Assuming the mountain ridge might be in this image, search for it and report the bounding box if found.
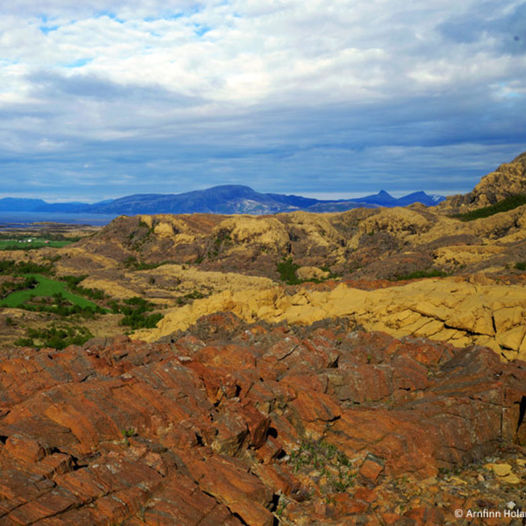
[0,185,445,216]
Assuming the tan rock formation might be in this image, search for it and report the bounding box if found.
[296,266,330,281]
[441,151,526,212]
[136,278,526,360]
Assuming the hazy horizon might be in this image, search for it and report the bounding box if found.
[0,185,464,205]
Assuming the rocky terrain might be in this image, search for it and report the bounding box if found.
[0,153,525,524]
[0,316,524,525]
[441,152,526,212]
[135,276,526,362]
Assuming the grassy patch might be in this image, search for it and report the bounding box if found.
[0,239,73,251]
[0,275,98,309]
[392,269,448,281]
[277,257,301,285]
[0,260,52,275]
[110,297,163,330]
[452,194,526,222]
[515,261,526,271]
[14,323,93,350]
[1,276,38,297]
[289,438,356,494]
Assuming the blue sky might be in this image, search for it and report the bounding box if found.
[0,0,525,202]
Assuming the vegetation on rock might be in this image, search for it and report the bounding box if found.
[392,268,448,281]
[110,296,163,329]
[14,323,92,349]
[277,257,301,284]
[451,193,526,221]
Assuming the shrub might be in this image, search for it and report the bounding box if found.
[176,290,206,305]
[15,324,93,350]
[0,260,52,275]
[111,297,163,329]
[393,269,447,281]
[61,275,106,300]
[277,257,301,285]
[452,194,526,222]
[289,438,356,494]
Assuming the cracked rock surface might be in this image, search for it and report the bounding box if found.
[0,314,524,525]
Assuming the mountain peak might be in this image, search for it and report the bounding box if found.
[0,186,447,216]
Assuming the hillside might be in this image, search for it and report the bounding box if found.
[441,151,526,212]
[70,194,526,282]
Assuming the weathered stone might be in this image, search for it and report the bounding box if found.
[0,320,524,525]
[2,434,46,464]
[359,457,385,484]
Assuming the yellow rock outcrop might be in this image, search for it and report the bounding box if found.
[135,278,526,361]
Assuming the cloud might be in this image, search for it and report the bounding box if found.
[0,0,524,201]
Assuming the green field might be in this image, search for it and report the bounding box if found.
[0,274,98,309]
[0,238,72,250]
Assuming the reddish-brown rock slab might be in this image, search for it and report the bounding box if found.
[126,473,244,526]
[185,453,274,526]
[5,487,79,525]
[359,457,385,484]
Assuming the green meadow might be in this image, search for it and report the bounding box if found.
[0,238,73,250]
[0,274,98,309]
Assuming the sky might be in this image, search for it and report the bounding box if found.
[0,0,525,202]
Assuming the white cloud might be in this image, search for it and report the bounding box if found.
[0,0,524,199]
[2,0,523,106]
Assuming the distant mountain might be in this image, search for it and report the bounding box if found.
[0,198,93,213]
[87,185,295,215]
[395,191,445,207]
[0,186,445,216]
[352,190,400,206]
[0,198,48,211]
[36,202,93,213]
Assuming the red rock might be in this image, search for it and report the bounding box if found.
[211,411,248,455]
[6,487,79,524]
[56,467,113,501]
[138,473,243,526]
[185,453,274,526]
[290,390,341,424]
[354,486,377,503]
[332,493,369,514]
[391,354,431,391]
[32,453,73,478]
[381,512,402,525]
[3,434,46,464]
[237,403,270,448]
[254,435,283,463]
[404,506,446,525]
[0,324,523,525]
[359,457,385,484]
[334,364,392,403]
[251,463,300,496]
